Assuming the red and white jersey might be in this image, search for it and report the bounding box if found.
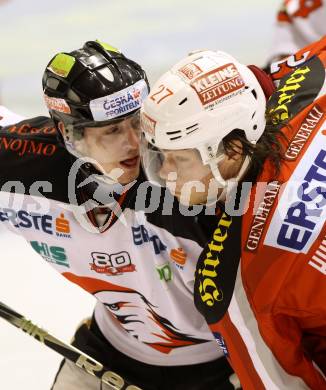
[268,0,326,63]
[195,37,326,389]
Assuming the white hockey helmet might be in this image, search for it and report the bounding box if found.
[141,50,267,198]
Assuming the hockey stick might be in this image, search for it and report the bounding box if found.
[0,301,142,390]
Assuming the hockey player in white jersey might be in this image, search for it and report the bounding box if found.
[0,41,237,389]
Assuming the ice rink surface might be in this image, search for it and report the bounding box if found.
[0,0,277,117]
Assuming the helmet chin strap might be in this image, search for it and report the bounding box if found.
[206,154,251,205]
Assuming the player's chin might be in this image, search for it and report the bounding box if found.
[177,189,208,207]
[168,188,186,204]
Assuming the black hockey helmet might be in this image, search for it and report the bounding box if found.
[43,40,149,125]
[42,40,149,184]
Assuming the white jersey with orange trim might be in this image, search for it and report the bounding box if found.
[268,0,326,63]
[194,37,326,389]
[0,116,224,367]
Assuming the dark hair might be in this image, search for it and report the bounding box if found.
[222,121,289,179]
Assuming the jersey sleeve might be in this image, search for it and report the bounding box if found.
[267,0,326,65]
[269,35,326,85]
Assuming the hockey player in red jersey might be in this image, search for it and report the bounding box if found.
[267,0,326,66]
[0,41,237,389]
[141,37,326,389]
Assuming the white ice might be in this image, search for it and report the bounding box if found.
[0,226,96,389]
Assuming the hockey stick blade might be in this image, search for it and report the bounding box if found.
[0,301,142,390]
